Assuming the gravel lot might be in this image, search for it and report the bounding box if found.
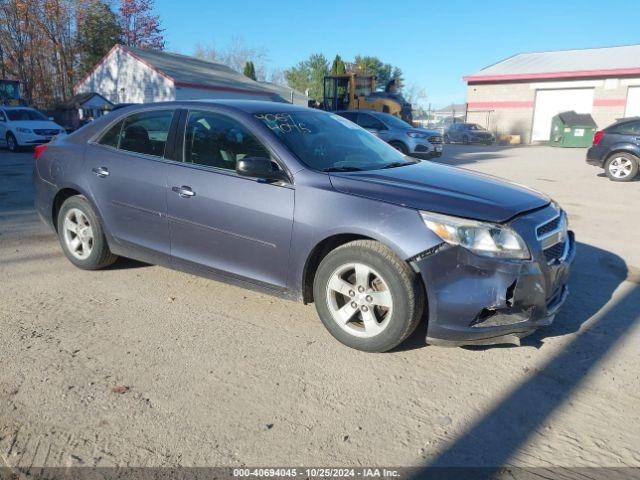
[1,144,639,472]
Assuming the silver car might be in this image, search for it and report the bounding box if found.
[336,110,443,158]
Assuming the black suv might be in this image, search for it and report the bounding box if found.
[444,123,494,145]
[587,117,640,182]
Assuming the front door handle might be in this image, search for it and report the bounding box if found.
[92,166,109,178]
[172,185,195,198]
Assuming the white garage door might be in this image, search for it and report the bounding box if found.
[625,86,640,117]
[531,88,594,141]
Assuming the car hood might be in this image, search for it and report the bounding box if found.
[11,120,62,130]
[328,161,550,223]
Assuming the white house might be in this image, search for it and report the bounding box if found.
[75,44,308,106]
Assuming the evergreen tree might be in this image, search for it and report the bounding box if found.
[243,60,257,80]
[331,54,346,75]
[284,53,329,101]
[77,1,122,77]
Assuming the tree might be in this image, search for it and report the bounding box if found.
[284,53,328,101]
[0,0,77,105]
[402,83,427,108]
[119,0,164,50]
[194,37,268,81]
[77,1,121,76]
[331,54,346,75]
[352,55,404,91]
[243,60,256,80]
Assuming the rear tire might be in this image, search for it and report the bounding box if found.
[57,195,118,270]
[313,240,425,352]
[605,153,638,182]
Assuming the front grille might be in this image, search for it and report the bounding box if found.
[34,129,59,136]
[428,136,443,144]
[537,215,561,237]
[543,241,565,263]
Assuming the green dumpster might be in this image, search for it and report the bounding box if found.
[549,111,597,147]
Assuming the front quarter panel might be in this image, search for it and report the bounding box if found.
[287,169,442,293]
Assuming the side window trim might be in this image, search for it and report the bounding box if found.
[164,108,186,162]
[94,108,177,158]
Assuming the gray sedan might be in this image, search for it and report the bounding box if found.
[336,110,443,158]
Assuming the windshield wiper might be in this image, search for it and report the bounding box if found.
[379,161,415,169]
[322,166,364,172]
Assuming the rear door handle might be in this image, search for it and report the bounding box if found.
[172,185,195,198]
[92,166,109,178]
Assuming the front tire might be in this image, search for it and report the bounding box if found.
[57,195,117,270]
[390,141,408,154]
[605,153,638,182]
[313,240,425,352]
[6,133,19,152]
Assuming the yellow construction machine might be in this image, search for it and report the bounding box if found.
[322,73,412,123]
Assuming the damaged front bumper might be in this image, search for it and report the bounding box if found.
[412,208,576,347]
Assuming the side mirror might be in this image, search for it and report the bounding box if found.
[236,157,287,182]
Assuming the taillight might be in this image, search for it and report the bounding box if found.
[34,144,48,160]
[593,130,605,146]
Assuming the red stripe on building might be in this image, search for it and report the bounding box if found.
[464,68,640,83]
[593,98,627,107]
[467,101,534,108]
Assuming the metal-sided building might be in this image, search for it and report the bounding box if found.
[75,44,308,106]
[464,44,640,143]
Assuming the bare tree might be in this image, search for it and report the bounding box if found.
[403,83,428,108]
[193,37,269,81]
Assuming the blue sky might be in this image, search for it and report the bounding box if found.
[155,0,639,108]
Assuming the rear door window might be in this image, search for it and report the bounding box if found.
[608,121,640,135]
[357,113,385,130]
[338,112,358,123]
[119,110,174,157]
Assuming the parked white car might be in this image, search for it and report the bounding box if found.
[0,107,65,152]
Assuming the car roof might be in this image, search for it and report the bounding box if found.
[335,109,378,115]
[185,99,308,114]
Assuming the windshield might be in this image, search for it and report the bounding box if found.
[254,111,415,172]
[6,109,48,121]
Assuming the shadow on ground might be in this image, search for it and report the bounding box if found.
[430,145,524,167]
[408,241,639,473]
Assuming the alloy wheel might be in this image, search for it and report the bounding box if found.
[63,208,94,260]
[325,262,393,338]
[608,157,633,179]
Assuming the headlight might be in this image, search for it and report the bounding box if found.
[407,131,428,139]
[420,211,530,259]
[16,127,32,133]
